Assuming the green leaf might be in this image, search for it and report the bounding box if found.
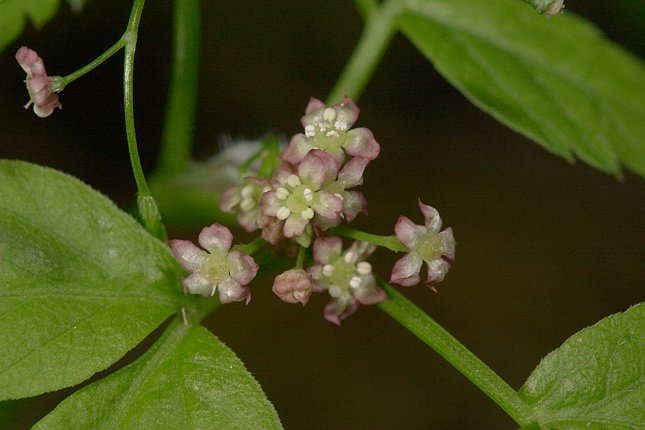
[519,303,645,429]
[399,0,645,177]
[34,319,282,430]
[0,160,184,400]
[0,0,60,53]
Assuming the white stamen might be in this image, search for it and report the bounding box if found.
[210,285,216,296]
[305,124,316,137]
[287,174,301,187]
[356,261,372,275]
[334,193,344,201]
[344,251,358,264]
[322,264,335,277]
[277,206,291,220]
[323,107,337,122]
[326,130,339,138]
[301,208,314,220]
[349,276,362,289]
[241,185,254,199]
[293,290,307,300]
[303,187,314,202]
[240,197,255,212]
[334,120,348,131]
[276,187,289,200]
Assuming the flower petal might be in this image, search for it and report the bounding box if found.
[169,239,208,271]
[182,273,213,297]
[439,227,456,262]
[389,252,423,287]
[312,191,342,220]
[282,134,313,164]
[418,199,442,232]
[303,96,326,116]
[344,128,380,160]
[312,236,343,264]
[323,296,359,325]
[341,190,367,222]
[198,223,233,253]
[228,250,259,286]
[337,156,369,188]
[220,185,241,213]
[394,216,425,249]
[298,150,338,189]
[354,276,386,305]
[260,190,280,217]
[425,258,451,286]
[218,277,251,304]
[283,214,309,238]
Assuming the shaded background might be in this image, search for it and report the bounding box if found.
[1,0,643,428]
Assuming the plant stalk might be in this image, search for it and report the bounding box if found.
[377,280,531,426]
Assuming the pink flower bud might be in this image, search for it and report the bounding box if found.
[15,46,62,118]
[272,269,313,305]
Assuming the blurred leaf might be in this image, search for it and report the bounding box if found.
[519,303,645,429]
[0,0,60,53]
[0,160,184,400]
[399,0,645,177]
[34,320,282,430]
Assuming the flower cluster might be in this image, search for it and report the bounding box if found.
[221,97,379,248]
[170,98,455,324]
[15,47,62,118]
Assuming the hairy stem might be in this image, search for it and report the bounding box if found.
[156,0,201,176]
[327,0,401,103]
[377,280,531,426]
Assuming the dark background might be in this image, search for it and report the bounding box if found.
[1,1,643,428]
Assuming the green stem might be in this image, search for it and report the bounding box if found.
[327,0,401,104]
[377,280,531,426]
[295,246,306,270]
[232,236,267,256]
[58,39,126,90]
[123,0,150,198]
[352,0,378,19]
[327,225,408,253]
[156,0,201,176]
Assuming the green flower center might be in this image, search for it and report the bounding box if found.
[203,250,230,285]
[415,232,442,262]
[286,184,313,214]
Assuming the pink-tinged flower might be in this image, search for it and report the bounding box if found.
[272,269,313,305]
[390,199,455,288]
[15,46,62,118]
[308,237,386,325]
[282,97,380,165]
[261,149,342,241]
[220,177,272,232]
[169,224,258,304]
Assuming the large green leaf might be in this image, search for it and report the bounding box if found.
[519,303,645,429]
[0,0,60,53]
[399,0,645,177]
[34,319,282,429]
[0,160,184,400]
